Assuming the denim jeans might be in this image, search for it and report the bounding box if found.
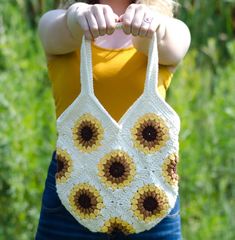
[35,151,182,240]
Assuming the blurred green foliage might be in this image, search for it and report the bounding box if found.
[0,0,235,239]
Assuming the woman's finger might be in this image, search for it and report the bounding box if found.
[92,5,107,36]
[131,5,145,36]
[139,14,154,37]
[76,14,93,40]
[85,11,99,39]
[103,5,118,35]
[121,4,136,34]
[146,17,159,39]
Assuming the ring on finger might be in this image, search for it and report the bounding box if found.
[139,17,152,36]
[143,16,154,24]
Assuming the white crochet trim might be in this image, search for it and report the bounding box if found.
[55,32,181,234]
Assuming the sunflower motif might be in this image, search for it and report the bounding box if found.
[100,217,136,235]
[69,183,104,219]
[131,184,170,222]
[55,148,73,184]
[72,113,104,153]
[97,150,136,189]
[131,113,169,154]
[162,153,179,186]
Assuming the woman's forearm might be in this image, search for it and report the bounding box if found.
[37,4,86,55]
[132,16,191,66]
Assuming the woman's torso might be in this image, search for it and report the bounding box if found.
[47,31,173,121]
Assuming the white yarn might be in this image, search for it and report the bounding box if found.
[55,32,180,234]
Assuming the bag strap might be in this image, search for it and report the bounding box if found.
[80,25,159,97]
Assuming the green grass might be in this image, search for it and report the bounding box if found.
[0,1,234,239]
[169,47,235,239]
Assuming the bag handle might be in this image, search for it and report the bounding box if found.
[80,23,159,97]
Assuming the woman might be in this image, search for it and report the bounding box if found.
[35,0,191,239]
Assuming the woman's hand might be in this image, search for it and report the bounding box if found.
[70,3,119,40]
[120,4,191,67]
[119,4,166,40]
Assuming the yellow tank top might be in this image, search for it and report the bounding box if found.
[47,41,173,122]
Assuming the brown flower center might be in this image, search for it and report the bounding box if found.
[80,126,93,141]
[131,184,170,222]
[100,217,136,235]
[143,196,158,212]
[72,114,104,153]
[98,150,136,189]
[142,125,157,141]
[109,162,125,178]
[76,193,92,209]
[55,149,73,184]
[111,226,122,234]
[57,157,65,173]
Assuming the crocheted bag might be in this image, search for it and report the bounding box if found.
[55,31,180,235]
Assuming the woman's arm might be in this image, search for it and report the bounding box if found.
[132,16,191,67]
[37,3,117,58]
[37,3,86,57]
[120,4,191,67]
